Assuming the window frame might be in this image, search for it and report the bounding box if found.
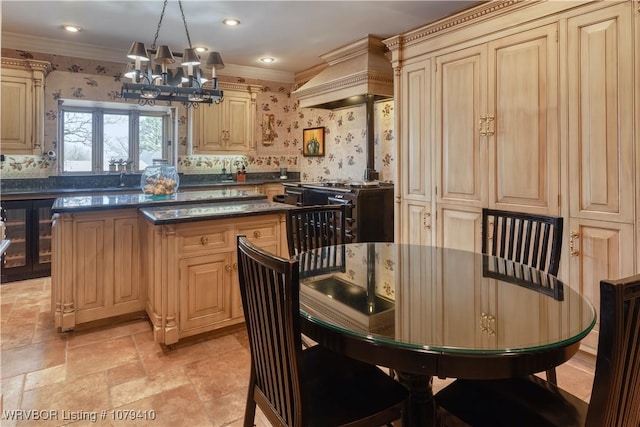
[57,100,175,174]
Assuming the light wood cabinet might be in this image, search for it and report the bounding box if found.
[568,4,634,224]
[398,59,434,246]
[1,58,50,154]
[193,83,259,153]
[52,210,144,330]
[435,24,559,215]
[567,219,634,354]
[565,3,635,354]
[388,1,637,355]
[436,205,482,252]
[143,213,286,345]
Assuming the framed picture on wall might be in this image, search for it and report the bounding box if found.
[302,127,325,157]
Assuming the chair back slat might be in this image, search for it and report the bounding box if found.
[286,205,347,257]
[482,208,563,276]
[237,236,304,427]
[587,278,640,427]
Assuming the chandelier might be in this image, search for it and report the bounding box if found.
[119,0,225,108]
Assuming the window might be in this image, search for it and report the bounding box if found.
[59,100,174,173]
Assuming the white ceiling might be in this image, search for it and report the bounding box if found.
[1,1,478,82]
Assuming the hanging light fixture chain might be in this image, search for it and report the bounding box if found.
[179,0,193,48]
[151,0,170,50]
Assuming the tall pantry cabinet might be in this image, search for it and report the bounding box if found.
[386,0,638,354]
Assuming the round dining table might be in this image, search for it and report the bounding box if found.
[297,243,596,427]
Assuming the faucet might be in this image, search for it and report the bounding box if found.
[119,171,126,187]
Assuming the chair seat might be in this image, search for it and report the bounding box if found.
[435,376,588,427]
[303,345,408,427]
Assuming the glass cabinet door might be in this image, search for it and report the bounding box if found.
[1,200,31,276]
[34,199,54,271]
[1,199,55,282]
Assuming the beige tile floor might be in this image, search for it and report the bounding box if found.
[1,277,596,427]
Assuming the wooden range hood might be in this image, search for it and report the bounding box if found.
[294,34,393,110]
[294,35,393,180]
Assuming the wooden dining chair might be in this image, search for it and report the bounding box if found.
[434,274,640,427]
[236,235,409,427]
[482,208,563,276]
[286,205,347,257]
[482,208,563,384]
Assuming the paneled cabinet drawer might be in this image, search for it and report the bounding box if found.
[237,220,279,244]
[177,225,231,254]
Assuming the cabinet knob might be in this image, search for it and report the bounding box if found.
[225,264,233,272]
[200,236,208,245]
[253,230,261,238]
[233,262,238,271]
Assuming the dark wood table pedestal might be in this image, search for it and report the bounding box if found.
[395,372,435,427]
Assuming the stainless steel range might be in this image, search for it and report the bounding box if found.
[283,180,394,243]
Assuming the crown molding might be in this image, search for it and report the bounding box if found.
[1,32,295,84]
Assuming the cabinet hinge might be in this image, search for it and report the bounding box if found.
[435,186,438,196]
[555,30,558,43]
[558,194,561,207]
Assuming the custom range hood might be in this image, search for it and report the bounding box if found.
[294,34,393,110]
[294,35,393,181]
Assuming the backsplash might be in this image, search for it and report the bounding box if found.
[1,49,396,183]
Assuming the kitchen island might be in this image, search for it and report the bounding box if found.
[51,189,292,342]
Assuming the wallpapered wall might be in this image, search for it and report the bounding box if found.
[0,49,395,183]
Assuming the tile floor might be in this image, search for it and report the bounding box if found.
[1,277,596,426]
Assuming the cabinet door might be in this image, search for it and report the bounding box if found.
[436,205,482,252]
[568,219,634,354]
[32,199,54,274]
[402,201,432,246]
[179,253,233,334]
[0,200,32,279]
[436,45,487,207]
[74,217,110,314]
[1,74,33,153]
[195,101,224,152]
[233,218,281,318]
[568,4,634,223]
[487,24,559,214]
[73,212,144,323]
[225,92,252,151]
[402,60,432,203]
[112,215,141,304]
[194,90,252,153]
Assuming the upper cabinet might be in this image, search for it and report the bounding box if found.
[192,83,260,153]
[1,58,51,154]
[435,24,559,216]
[387,0,638,327]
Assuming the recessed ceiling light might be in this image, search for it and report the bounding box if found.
[222,18,240,26]
[260,57,275,64]
[194,47,208,53]
[62,25,82,33]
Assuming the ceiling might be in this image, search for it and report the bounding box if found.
[1,1,478,82]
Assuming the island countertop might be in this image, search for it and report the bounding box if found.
[51,189,268,213]
[139,200,294,225]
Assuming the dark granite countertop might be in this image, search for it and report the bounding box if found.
[51,189,268,214]
[140,200,295,225]
[1,173,299,199]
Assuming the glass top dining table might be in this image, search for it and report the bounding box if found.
[297,242,596,426]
